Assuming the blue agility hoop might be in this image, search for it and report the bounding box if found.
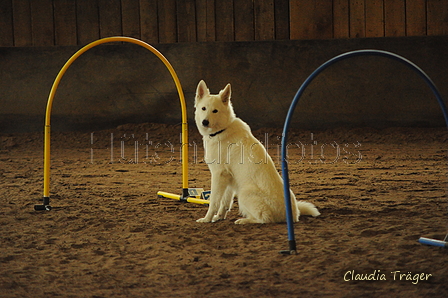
[280,49,448,254]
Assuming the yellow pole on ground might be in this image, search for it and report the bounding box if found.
[156,191,209,205]
[35,36,188,210]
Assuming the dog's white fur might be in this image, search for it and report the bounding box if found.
[195,80,320,224]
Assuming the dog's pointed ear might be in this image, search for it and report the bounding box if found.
[220,83,231,105]
[195,80,209,106]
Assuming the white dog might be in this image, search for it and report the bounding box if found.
[194,80,320,224]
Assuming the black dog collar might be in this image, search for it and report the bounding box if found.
[209,129,225,137]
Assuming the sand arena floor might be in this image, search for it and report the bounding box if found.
[1,123,448,297]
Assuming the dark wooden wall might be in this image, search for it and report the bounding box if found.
[2,36,448,132]
[1,0,447,47]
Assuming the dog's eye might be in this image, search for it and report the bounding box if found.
[202,107,206,111]
[213,109,218,113]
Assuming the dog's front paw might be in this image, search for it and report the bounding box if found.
[212,215,223,223]
[196,217,211,223]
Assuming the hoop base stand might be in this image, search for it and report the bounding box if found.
[418,234,448,248]
[34,197,52,211]
[279,240,297,255]
[157,188,210,205]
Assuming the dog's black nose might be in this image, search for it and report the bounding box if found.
[202,119,209,127]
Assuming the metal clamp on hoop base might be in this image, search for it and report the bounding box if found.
[279,240,297,255]
[34,197,52,211]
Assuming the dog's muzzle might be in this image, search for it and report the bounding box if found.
[202,119,209,127]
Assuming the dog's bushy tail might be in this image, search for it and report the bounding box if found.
[297,201,320,217]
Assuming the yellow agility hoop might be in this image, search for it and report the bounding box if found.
[34,36,192,210]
